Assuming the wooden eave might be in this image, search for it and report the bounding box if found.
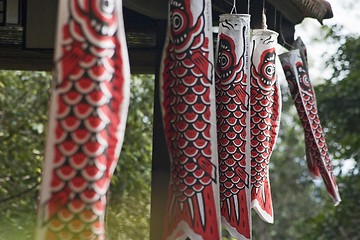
[0,0,332,73]
[268,0,333,24]
[124,0,333,23]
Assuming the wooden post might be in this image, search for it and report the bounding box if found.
[150,19,169,240]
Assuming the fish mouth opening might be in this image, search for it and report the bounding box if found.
[220,69,233,80]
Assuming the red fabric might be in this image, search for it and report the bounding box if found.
[250,29,281,224]
[35,1,130,239]
[279,49,341,206]
[160,0,221,239]
[215,14,252,240]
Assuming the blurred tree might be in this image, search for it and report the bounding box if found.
[0,71,50,240]
[317,26,360,167]
[0,72,154,240]
[298,26,360,239]
[106,74,154,239]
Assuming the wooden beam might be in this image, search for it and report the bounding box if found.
[0,46,157,73]
[129,48,157,74]
[0,46,53,71]
[267,0,304,24]
[123,0,167,19]
[25,0,57,49]
[150,20,169,240]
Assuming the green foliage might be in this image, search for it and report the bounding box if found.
[316,29,360,164]
[299,174,360,240]
[111,75,154,197]
[0,72,154,240]
[107,74,154,239]
[300,27,360,239]
[0,71,50,240]
[316,76,360,163]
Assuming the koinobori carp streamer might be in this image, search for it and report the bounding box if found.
[250,29,281,224]
[35,1,130,239]
[215,13,252,240]
[160,0,221,239]
[279,49,341,206]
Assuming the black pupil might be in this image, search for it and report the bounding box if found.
[174,16,181,27]
[220,55,228,67]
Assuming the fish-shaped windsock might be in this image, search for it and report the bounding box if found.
[291,37,321,179]
[160,0,221,239]
[215,14,252,240]
[35,1,130,239]
[279,49,341,206]
[250,29,281,223]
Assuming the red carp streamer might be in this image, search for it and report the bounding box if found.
[160,0,221,239]
[35,1,130,239]
[291,37,320,179]
[250,29,281,224]
[215,14,252,240]
[279,49,341,206]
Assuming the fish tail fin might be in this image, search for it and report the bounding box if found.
[251,178,273,223]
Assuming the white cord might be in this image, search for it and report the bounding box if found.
[230,0,237,14]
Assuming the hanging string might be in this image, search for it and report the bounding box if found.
[261,0,268,29]
[279,15,292,49]
[230,0,251,15]
[230,0,237,14]
[262,0,266,12]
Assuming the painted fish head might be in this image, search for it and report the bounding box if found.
[216,33,243,84]
[257,49,276,90]
[73,0,118,37]
[296,61,313,94]
[169,0,204,52]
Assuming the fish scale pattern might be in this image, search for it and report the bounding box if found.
[166,72,214,201]
[250,84,279,188]
[36,1,130,239]
[250,30,281,224]
[285,69,321,178]
[160,0,221,239]
[215,19,252,239]
[280,51,341,205]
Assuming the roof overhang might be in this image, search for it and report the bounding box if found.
[0,0,333,72]
[124,0,333,24]
[268,0,333,24]
[123,0,168,19]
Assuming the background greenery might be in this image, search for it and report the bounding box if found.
[0,73,154,240]
[1,25,359,239]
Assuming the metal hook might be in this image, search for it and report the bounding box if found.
[279,15,293,49]
[230,0,237,14]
